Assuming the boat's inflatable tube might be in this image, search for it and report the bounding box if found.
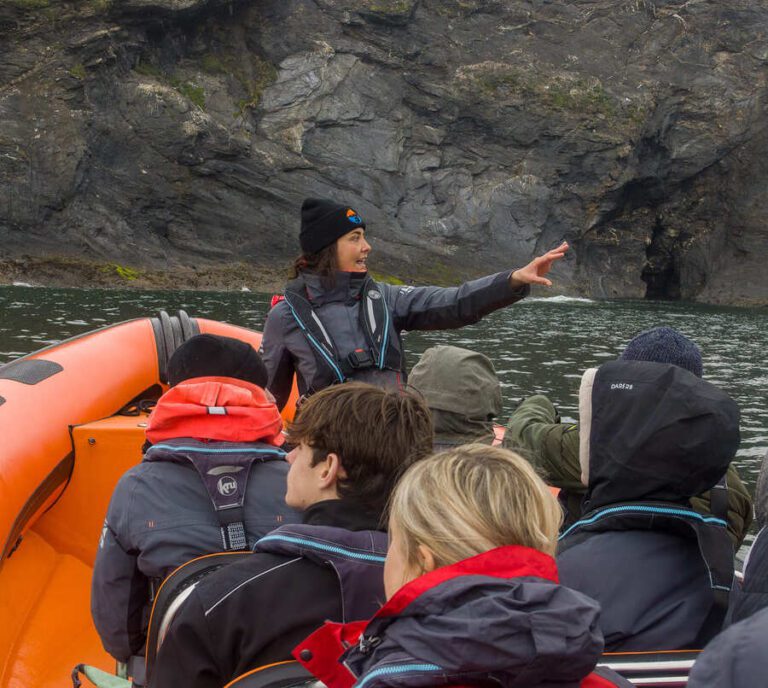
[0,311,297,688]
[0,312,296,568]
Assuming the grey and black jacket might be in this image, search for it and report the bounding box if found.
[557,360,740,651]
[91,440,300,665]
[261,270,528,409]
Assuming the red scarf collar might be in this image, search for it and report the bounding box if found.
[146,376,284,446]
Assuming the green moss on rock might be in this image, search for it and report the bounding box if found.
[457,61,648,125]
[200,52,277,116]
[8,0,51,9]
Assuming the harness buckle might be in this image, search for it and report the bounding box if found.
[347,348,375,369]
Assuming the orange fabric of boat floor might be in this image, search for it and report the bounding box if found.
[1,414,148,688]
[0,531,114,688]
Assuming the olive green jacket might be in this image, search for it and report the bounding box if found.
[506,394,753,548]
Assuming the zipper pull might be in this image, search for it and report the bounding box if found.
[358,635,382,655]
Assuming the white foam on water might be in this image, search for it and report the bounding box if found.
[524,295,596,304]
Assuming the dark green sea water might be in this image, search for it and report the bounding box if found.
[1,284,766,492]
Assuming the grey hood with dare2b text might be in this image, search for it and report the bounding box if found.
[558,360,740,651]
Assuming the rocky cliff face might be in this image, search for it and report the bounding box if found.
[2,0,767,304]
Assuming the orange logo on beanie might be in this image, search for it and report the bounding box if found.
[346,208,363,225]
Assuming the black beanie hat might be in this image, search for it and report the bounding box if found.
[167,334,268,388]
[620,326,703,378]
[300,197,366,254]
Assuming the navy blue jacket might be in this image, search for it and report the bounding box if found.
[148,500,387,688]
[688,605,768,688]
[297,545,632,688]
[557,361,739,651]
[727,526,768,626]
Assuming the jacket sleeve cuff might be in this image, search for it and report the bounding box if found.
[503,271,531,300]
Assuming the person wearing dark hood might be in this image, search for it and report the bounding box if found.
[261,197,568,411]
[408,345,505,450]
[506,326,752,546]
[722,449,768,626]
[91,334,300,684]
[295,445,633,688]
[556,359,740,651]
[148,383,434,688]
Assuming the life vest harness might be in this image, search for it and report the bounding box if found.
[144,438,286,551]
[558,500,735,642]
[254,524,388,622]
[282,275,404,393]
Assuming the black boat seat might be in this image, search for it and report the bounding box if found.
[144,551,252,683]
[224,661,320,688]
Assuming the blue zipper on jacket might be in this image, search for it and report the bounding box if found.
[148,444,286,457]
[285,300,345,383]
[560,504,727,540]
[378,298,390,370]
[256,534,386,563]
[355,663,442,688]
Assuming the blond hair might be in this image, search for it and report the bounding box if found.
[389,444,562,569]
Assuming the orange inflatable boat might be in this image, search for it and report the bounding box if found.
[0,311,297,688]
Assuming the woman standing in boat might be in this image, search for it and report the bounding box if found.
[261,198,568,410]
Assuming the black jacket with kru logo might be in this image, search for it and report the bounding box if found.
[91,439,299,665]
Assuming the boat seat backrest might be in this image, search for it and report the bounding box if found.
[598,650,700,686]
[223,661,322,688]
[144,551,252,682]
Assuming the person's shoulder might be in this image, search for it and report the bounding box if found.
[193,552,329,615]
[265,298,290,319]
[110,461,163,500]
[264,299,295,332]
[690,606,768,686]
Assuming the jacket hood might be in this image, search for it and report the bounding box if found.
[146,377,284,445]
[580,360,739,510]
[409,345,502,428]
[297,546,605,688]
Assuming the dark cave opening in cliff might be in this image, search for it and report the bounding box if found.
[642,217,681,300]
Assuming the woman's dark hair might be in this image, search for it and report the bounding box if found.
[290,243,339,283]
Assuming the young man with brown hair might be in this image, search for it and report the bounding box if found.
[148,382,434,688]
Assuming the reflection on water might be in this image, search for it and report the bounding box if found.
[2,285,767,489]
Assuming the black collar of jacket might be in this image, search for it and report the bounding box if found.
[302,271,368,305]
[302,499,383,532]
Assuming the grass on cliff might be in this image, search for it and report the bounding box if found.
[364,0,415,14]
[134,61,206,110]
[459,62,651,126]
[201,52,277,116]
[8,0,51,8]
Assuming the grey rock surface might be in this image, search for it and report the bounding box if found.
[1,0,767,304]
